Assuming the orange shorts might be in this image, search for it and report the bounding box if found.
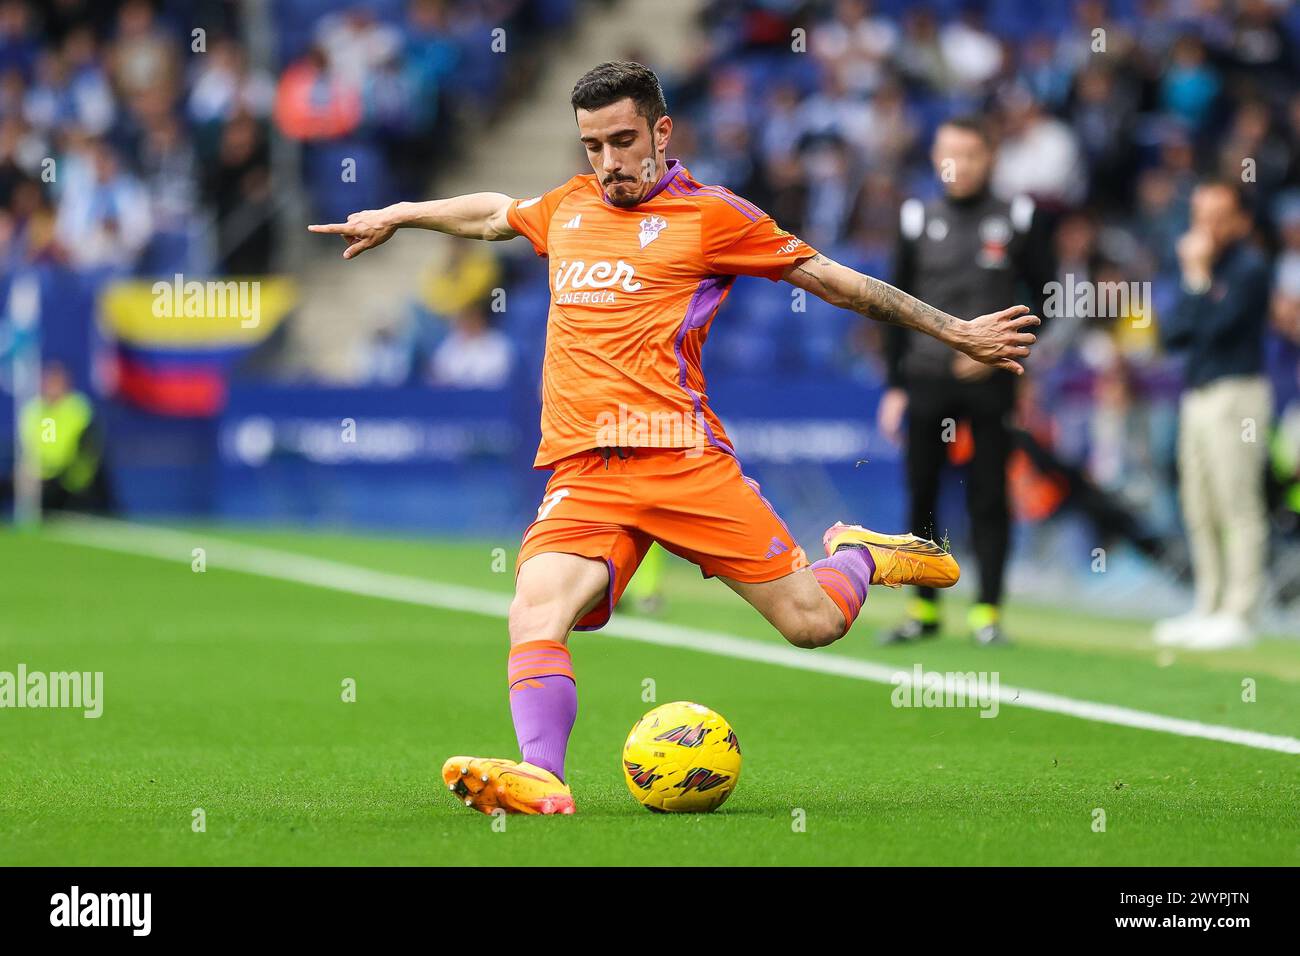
[516,446,808,631]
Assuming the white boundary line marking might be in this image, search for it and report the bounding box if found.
[45,516,1300,755]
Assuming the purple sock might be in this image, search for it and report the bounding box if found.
[509,674,577,781]
[810,547,875,628]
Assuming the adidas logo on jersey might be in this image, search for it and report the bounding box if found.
[562,214,582,229]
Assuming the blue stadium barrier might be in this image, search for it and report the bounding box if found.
[29,373,918,551]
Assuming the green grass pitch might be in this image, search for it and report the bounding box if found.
[1,522,1297,866]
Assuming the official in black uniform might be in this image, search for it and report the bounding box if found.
[879,116,1054,645]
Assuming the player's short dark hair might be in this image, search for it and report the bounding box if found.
[938,114,994,147]
[570,61,667,132]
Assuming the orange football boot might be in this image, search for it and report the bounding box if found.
[441,756,576,815]
[822,522,961,589]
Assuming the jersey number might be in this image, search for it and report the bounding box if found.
[537,489,570,520]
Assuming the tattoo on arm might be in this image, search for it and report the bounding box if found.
[853,275,954,340]
[792,255,958,343]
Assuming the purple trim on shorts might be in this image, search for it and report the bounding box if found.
[675,275,736,455]
[600,158,683,207]
[571,556,617,632]
[740,473,796,546]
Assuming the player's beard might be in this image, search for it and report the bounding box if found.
[603,175,645,208]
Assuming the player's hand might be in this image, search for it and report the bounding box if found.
[877,387,908,445]
[1176,228,1214,288]
[308,207,400,259]
[956,305,1039,375]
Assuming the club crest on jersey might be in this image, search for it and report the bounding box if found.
[638,214,667,249]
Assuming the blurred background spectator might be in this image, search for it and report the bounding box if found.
[1157,180,1272,649]
[13,360,114,512]
[427,302,513,389]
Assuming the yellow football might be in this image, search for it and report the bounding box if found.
[622,701,742,812]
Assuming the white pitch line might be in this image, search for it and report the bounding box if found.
[46,516,1300,756]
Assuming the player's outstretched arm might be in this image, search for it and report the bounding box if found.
[307,193,519,259]
[783,253,1040,374]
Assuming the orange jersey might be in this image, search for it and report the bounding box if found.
[505,159,817,468]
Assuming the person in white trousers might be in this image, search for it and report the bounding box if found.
[1157,181,1273,650]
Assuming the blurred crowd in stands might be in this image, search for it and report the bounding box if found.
[0,0,568,277]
